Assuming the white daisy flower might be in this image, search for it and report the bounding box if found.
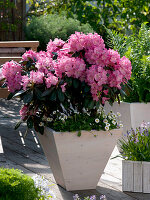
[106,123,110,126]
[53,111,56,115]
[112,120,116,125]
[63,115,68,120]
[105,126,109,131]
[39,122,44,127]
[103,114,107,118]
[108,115,112,119]
[117,112,121,117]
[103,119,108,123]
[112,113,117,118]
[95,118,100,123]
[119,123,123,128]
[47,118,53,122]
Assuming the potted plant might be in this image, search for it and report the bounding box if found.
[0,32,131,191]
[105,24,150,133]
[119,122,150,193]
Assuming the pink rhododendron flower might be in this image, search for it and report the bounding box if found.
[2,61,22,92]
[20,105,28,120]
[22,50,37,61]
[45,73,58,88]
[61,83,67,92]
[47,38,65,57]
[30,71,44,84]
[55,56,86,80]
[22,75,30,90]
[36,51,54,74]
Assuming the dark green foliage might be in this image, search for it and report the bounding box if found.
[45,109,118,133]
[25,14,94,50]
[106,24,150,102]
[26,0,150,36]
[0,168,41,200]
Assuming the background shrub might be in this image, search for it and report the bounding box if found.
[0,168,41,200]
[106,24,150,102]
[25,14,94,50]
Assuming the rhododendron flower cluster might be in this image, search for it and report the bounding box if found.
[2,61,22,92]
[0,32,131,134]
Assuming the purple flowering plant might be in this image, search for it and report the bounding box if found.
[73,194,107,200]
[119,122,150,161]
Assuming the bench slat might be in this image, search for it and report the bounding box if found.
[0,57,22,65]
[0,41,39,51]
[0,89,10,98]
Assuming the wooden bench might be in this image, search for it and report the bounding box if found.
[0,41,39,98]
[0,41,39,65]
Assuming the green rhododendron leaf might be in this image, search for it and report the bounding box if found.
[15,120,22,130]
[42,87,54,97]
[88,100,94,109]
[49,91,57,101]
[23,91,33,103]
[13,90,26,97]
[57,89,65,102]
[73,79,80,88]
[27,117,33,129]
[7,92,15,100]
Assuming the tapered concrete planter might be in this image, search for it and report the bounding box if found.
[105,102,150,134]
[122,160,150,193]
[37,128,122,191]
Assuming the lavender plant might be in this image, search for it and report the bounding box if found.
[73,194,107,200]
[119,122,150,161]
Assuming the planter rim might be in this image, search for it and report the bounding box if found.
[119,101,150,105]
[122,160,142,164]
[44,127,122,135]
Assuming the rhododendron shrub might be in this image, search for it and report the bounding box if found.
[0,32,132,134]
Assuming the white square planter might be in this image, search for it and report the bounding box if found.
[122,160,150,193]
[105,102,150,134]
[37,128,122,191]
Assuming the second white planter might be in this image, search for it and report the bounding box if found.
[122,160,150,193]
[105,102,150,134]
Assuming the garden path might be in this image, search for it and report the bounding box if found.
[0,99,149,200]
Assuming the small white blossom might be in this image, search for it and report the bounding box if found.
[103,114,107,118]
[103,119,108,123]
[119,123,123,128]
[108,115,112,120]
[47,118,53,122]
[39,122,44,127]
[106,123,110,126]
[112,113,117,118]
[105,126,109,131]
[112,120,116,125]
[95,118,100,123]
[63,115,68,120]
[53,111,56,115]
[117,112,121,117]
[61,118,65,122]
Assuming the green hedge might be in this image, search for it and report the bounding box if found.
[0,168,41,200]
[25,14,94,50]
